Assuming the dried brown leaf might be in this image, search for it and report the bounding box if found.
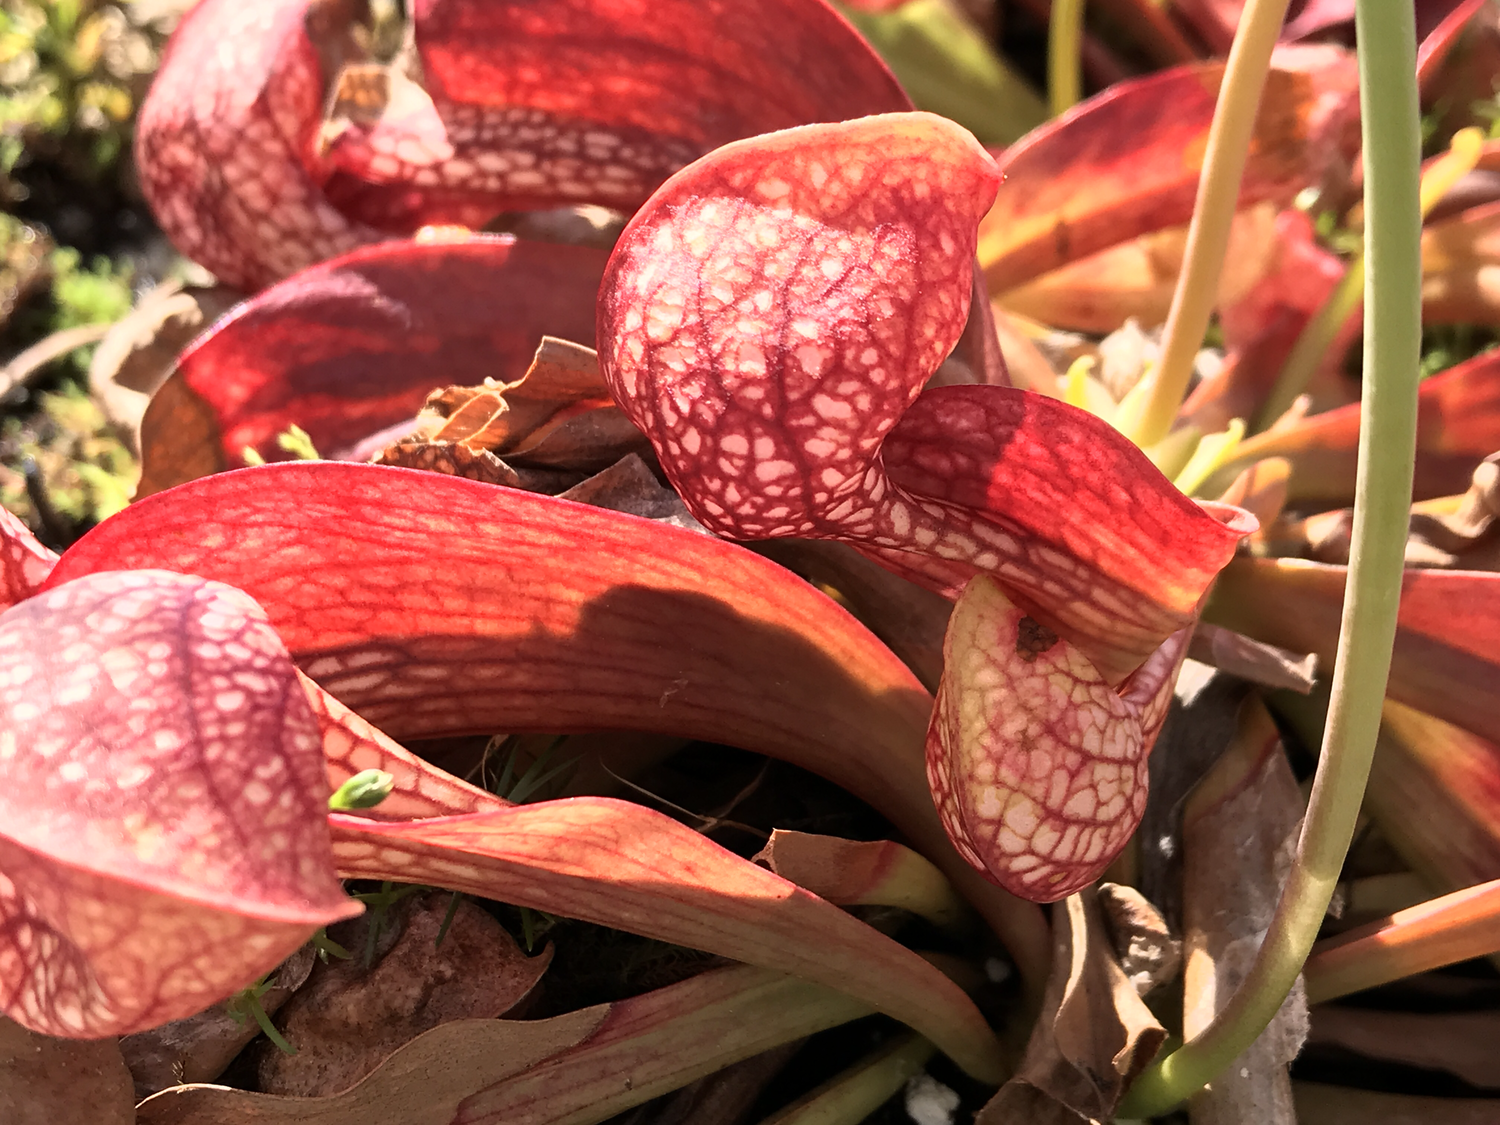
[373,441,522,487]
[259,892,551,1097]
[1187,623,1318,694]
[557,453,705,531]
[978,888,1166,1124]
[505,402,651,471]
[0,1016,135,1125]
[1097,883,1181,997]
[1288,452,1500,569]
[380,337,634,480]
[134,372,228,498]
[134,1007,605,1125]
[122,944,317,1099]
[1181,698,1308,1125]
[90,284,241,449]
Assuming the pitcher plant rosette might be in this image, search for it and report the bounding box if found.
[5,0,1500,1121]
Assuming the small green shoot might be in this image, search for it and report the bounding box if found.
[310,927,352,963]
[327,768,394,811]
[352,881,424,968]
[225,973,296,1055]
[434,891,463,948]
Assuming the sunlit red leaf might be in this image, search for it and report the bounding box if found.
[331,801,1006,1080]
[1304,878,1500,1003]
[1182,209,1356,434]
[136,236,605,497]
[137,0,907,288]
[600,113,1252,684]
[43,461,1052,985]
[1209,557,1500,748]
[978,53,1359,295]
[334,0,909,213]
[0,508,56,611]
[995,204,1283,336]
[1217,350,1500,503]
[0,570,359,1037]
[1417,0,1500,139]
[926,576,1189,900]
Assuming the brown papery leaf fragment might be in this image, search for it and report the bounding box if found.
[121,944,317,1099]
[1187,623,1318,695]
[1288,452,1500,569]
[1180,697,1308,1125]
[374,441,523,488]
[134,371,227,499]
[261,892,550,1096]
[977,888,1166,1124]
[0,1016,134,1125]
[1097,883,1181,997]
[420,336,609,454]
[90,283,241,451]
[134,1007,606,1125]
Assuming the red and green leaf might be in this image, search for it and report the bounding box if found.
[1218,349,1500,504]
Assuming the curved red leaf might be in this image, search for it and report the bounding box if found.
[0,570,358,1037]
[0,508,56,611]
[332,800,1005,1081]
[136,0,906,288]
[328,0,910,218]
[879,386,1252,681]
[600,113,1252,683]
[43,462,1051,983]
[978,54,1359,294]
[159,235,605,470]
